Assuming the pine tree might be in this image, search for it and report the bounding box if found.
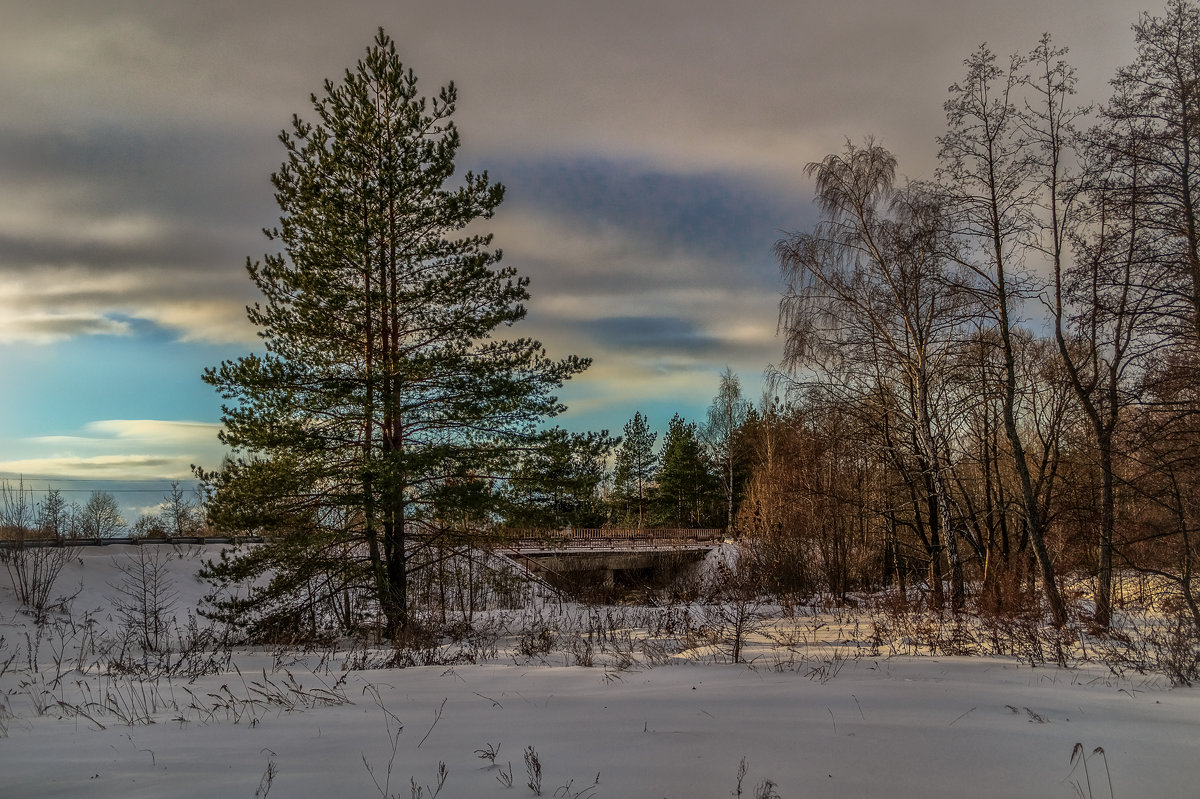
[200,30,588,638]
[654,414,719,527]
[612,412,657,527]
[503,428,616,530]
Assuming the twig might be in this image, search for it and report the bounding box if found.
[417,697,447,749]
[948,706,976,726]
[473,691,503,708]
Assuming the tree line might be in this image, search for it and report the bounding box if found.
[0,479,206,540]
[503,368,750,532]
[509,1,1200,637]
[755,1,1200,631]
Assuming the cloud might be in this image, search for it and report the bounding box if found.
[490,206,783,360]
[0,313,132,344]
[134,501,172,518]
[0,2,1140,352]
[0,264,258,345]
[0,124,270,346]
[495,207,775,301]
[579,316,722,354]
[0,420,225,481]
[0,0,1152,451]
[555,354,756,436]
[79,419,224,445]
[490,157,815,263]
[0,455,185,481]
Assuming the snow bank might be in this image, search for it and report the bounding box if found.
[1,545,1197,798]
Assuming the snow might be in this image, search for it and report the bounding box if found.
[2,544,1198,798]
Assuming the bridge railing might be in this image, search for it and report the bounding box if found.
[0,535,264,549]
[0,528,722,552]
[506,527,724,551]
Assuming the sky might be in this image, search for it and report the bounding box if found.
[0,0,1148,513]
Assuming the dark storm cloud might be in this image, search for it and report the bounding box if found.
[491,156,816,272]
[0,0,1152,432]
[12,314,129,339]
[0,126,275,248]
[479,158,812,357]
[579,315,724,354]
[0,121,275,342]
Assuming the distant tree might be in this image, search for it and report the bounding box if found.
[130,513,169,539]
[199,30,588,638]
[37,488,71,540]
[0,478,36,539]
[162,481,202,537]
[701,368,751,532]
[655,414,719,527]
[737,398,883,600]
[77,491,124,539]
[0,480,78,621]
[613,412,658,527]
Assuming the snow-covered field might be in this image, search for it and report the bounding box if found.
[2,545,1198,798]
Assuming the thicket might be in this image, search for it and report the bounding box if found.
[747,1,1200,640]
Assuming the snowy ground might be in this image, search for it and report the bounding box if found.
[2,545,1198,798]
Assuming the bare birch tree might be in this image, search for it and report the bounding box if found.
[937,45,1070,625]
[777,140,979,609]
[702,368,750,533]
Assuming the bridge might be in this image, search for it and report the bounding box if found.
[501,528,725,591]
[0,535,264,548]
[0,527,727,594]
[0,528,724,552]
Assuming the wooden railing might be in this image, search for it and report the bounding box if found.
[0,535,264,549]
[0,528,722,552]
[507,527,724,551]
